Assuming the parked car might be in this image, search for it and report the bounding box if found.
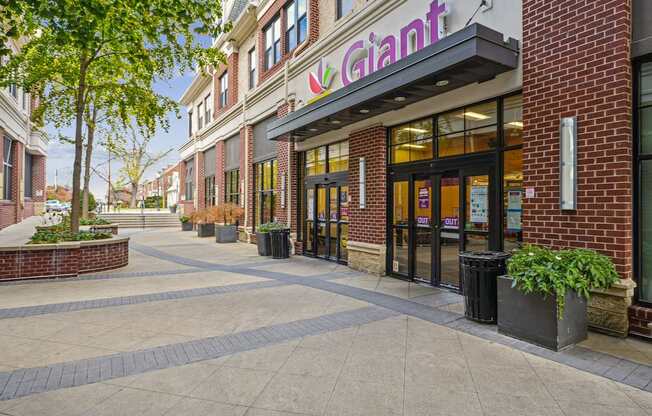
[45,200,65,212]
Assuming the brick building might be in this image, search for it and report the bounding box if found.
[178,0,652,338]
[141,163,181,208]
[0,38,48,229]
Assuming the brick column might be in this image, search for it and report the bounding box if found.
[275,102,298,232]
[32,154,46,214]
[523,0,634,336]
[244,125,255,230]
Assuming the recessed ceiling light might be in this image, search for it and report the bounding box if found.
[394,96,406,102]
[309,128,319,132]
[507,121,523,128]
[359,109,370,114]
[435,80,450,87]
[331,120,341,124]
[464,111,490,120]
[400,143,426,149]
[403,127,429,134]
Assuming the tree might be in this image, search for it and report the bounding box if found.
[1,1,227,232]
[111,128,172,208]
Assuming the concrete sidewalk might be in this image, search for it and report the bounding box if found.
[0,216,42,246]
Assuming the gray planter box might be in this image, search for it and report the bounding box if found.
[197,223,215,237]
[216,225,237,243]
[181,222,193,231]
[256,232,272,256]
[497,275,587,351]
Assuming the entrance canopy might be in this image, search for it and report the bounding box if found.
[267,24,519,142]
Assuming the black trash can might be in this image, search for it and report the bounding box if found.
[270,229,290,259]
[459,251,510,324]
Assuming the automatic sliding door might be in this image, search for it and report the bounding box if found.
[414,178,433,282]
[438,175,461,288]
[391,180,410,276]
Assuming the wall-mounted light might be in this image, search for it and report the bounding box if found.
[560,117,577,210]
[281,173,287,209]
[359,157,366,209]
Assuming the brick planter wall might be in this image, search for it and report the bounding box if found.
[0,237,129,281]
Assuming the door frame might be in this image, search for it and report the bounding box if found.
[387,153,499,289]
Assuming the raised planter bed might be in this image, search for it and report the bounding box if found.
[216,225,237,243]
[0,236,130,282]
[497,275,588,351]
[197,223,215,238]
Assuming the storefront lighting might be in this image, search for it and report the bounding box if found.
[359,109,370,114]
[309,128,318,132]
[463,111,490,120]
[331,120,341,124]
[401,143,426,149]
[403,127,429,134]
[560,117,577,211]
[435,80,449,87]
[394,96,406,102]
[508,121,524,128]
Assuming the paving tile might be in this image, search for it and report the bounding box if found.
[339,350,405,384]
[124,361,218,395]
[189,366,275,406]
[253,373,336,415]
[161,397,247,416]
[469,365,552,401]
[279,347,347,379]
[80,386,182,416]
[556,400,648,416]
[404,385,483,416]
[477,392,563,416]
[545,379,638,407]
[324,378,403,416]
[245,409,311,416]
[225,341,299,372]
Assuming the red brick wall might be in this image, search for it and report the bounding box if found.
[197,151,206,210]
[258,0,320,84]
[349,125,387,245]
[522,0,633,279]
[244,125,255,228]
[0,239,129,281]
[275,102,297,231]
[216,140,225,203]
[33,154,46,204]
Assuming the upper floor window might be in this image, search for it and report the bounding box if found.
[197,102,204,130]
[24,152,33,198]
[188,110,193,136]
[3,137,13,200]
[204,94,212,124]
[219,72,228,108]
[286,0,307,53]
[248,48,257,90]
[184,160,194,201]
[22,91,27,111]
[264,17,282,70]
[305,141,348,177]
[337,0,354,19]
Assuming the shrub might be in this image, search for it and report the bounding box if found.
[257,222,287,233]
[507,245,620,317]
[179,216,190,224]
[29,230,112,244]
[79,218,110,226]
[215,203,244,225]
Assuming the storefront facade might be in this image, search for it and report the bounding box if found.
[179,0,648,338]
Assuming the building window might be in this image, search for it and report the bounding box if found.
[197,102,204,130]
[184,160,194,201]
[7,84,17,99]
[264,16,282,70]
[24,152,33,198]
[225,169,240,205]
[638,61,652,303]
[188,110,193,136]
[205,175,215,207]
[304,141,348,177]
[437,101,498,158]
[22,91,27,111]
[254,159,278,229]
[219,72,228,108]
[337,0,354,19]
[286,0,307,53]
[204,94,211,124]
[390,119,434,164]
[248,48,257,90]
[3,137,13,200]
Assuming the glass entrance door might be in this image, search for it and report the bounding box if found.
[307,183,348,263]
[389,166,494,289]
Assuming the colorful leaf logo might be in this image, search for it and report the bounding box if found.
[309,59,336,95]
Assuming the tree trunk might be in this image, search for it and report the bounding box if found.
[70,55,88,234]
[82,106,97,219]
[130,183,138,208]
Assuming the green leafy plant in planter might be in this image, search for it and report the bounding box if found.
[507,245,620,318]
[79,218,110,226]
[179,216,190,223]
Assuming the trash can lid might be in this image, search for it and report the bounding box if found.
[458,251,511,260]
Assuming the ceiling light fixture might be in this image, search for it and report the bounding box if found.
[507,121,524,128]
[403,127,429,134]
[464,111,490,120]
[400,143,426,149]
[435,80,450,87]
[394,96,406,102]
[309,128,319,132]
[331,120,341,125]
[359,109,370,114]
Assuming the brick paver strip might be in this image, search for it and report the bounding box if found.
[130,242,652,392]
[0,306,399,401]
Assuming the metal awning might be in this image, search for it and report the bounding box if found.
[267,24,519,142]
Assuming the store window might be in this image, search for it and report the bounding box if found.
[264,17,282,70]
[3,138,12,200]
[639,61,652,303]
[24,152,33,198]
[503,148,523,251]
[285,0,307,53]
[255,159,278,228]
[437,101,498,157]
[305,141,348,177]
[203,146,216,207]
[225,169,240,205]
[504,95,523,146]
[390,119,433,164]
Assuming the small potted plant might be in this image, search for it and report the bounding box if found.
[169,204,177,214]
[215,202,244,243]
[193,209,216,238]
[180,215,193,231]
[498,245,619,351]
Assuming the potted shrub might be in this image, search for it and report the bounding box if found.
[256,222,281,256]
[180,215,193,231]
[498,245,619,351]
[193,209,216,237]
[169,204,177,214]
[215,202,244,243]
